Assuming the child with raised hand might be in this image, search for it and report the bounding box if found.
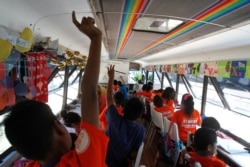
[4,11,108,167]
[105,65,145,167]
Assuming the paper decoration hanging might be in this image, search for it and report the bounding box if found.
[15,27,33,53]
[201,61,218,77]
[230,61,246,78]
[26,52,48,102]
[218,61,231,78]
[50,50,87,70]
[245,61,250,78]
[0,38,13,60]
[162,65,171,73]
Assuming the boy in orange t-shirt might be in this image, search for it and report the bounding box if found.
[189,128,228,167]
[4,11,108,167]
[153,95,174,120]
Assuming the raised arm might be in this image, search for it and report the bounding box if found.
[120,76,125,84]
[107,65,115,107]
[72,11,102,128]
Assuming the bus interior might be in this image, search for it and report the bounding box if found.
[0,0,250,166]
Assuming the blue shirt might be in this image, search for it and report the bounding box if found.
[118,85,128,100]
[105,105,145,167]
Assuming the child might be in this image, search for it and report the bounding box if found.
[161,86,176,109]
[172,93,202,144]
[189,128,228,167]
[153,95,174,120]
[4,11,108,167]
[105,65,145,167]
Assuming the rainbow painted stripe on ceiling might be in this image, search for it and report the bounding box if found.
[115,0,149,58]
[115,0,249,59]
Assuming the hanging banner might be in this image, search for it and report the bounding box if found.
[177,64,188,74]
[171,64,178,73]
[162,65,171,73]
[218,61,231,78]
[26,52,48,102]
[201,61,218,77]
[191,63,201,75]
[230,60,246,78]
[245,60,250,78]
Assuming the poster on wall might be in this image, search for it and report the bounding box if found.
[230,60,246,78]
[162,65,171,73]
[191,63,201,75]
[154,65,161,72]
[177,64,188,74]
[218,61,231,78]
[201,61,218,77]
[245,60,250,78]
[99,60,129,84]
[171,64,178,73]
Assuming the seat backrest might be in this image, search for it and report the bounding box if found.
[163,117,180,143]
[134,142,144,167]
[150,105,165,135]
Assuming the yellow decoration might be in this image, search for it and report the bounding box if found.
[0,38,13,60]
[15,27,33,53]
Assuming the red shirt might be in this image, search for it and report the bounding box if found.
[171,109,202,142]
[26,122,109,167]
[189,152,227,167]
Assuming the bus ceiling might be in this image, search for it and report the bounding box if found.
[0,0,250,66]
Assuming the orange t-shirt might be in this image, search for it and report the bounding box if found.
[26,122,109,167]
[171,109,202,142]
[154,106,174,120]
[99,106,123,132]
[163,99,175,110]
[113,85,119,92]
[189,152,227,167]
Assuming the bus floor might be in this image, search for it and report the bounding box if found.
[140,120,173,167]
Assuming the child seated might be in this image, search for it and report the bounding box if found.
[153,95,174,120]
[189,128,228,167]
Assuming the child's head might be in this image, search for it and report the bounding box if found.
[181,93,194,116]
[4,100,72,161]
[162,87,175,100]
[114,91,124,106]
[113,79,118,85]
[145,84,153,92]
[153,95,163,107]
[62,112,81,134]
[194,128,217,155]
[123,97,144,121]
[142,84,147,91]
[118,81,122,86]
[202,117,220,131]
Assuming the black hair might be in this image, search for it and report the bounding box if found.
[113,80,118,85]
[201,117,220,131]
[194,128,217,151]
[162,87,175,100]
[142,84,147,91]
[114,92,124,106]
[147,82,153,87]
[4,100,57,160]
[153,95,163,107]
[145,84,153,92]
[63,112,81,127]
[123,97,144,121]
[118,81,122,86]
[181,93,194,116]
